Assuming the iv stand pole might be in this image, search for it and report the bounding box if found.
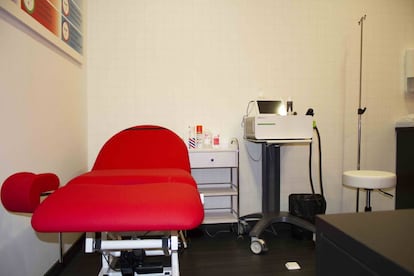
[356,15,367,212]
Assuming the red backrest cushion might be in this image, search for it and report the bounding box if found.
[92,125,190,172]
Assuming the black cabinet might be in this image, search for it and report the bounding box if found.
[396,127,414,209]
[316,210,414,276]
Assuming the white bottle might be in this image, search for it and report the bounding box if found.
[203,129,212,148]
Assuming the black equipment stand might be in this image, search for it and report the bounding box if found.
[241,141,315,254]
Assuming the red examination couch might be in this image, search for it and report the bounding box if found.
[1,125,204,276]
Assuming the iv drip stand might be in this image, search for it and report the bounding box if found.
[356,14,367,212]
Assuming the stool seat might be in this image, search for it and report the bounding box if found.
[343,170,396,189]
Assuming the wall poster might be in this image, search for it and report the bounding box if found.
[1,0,83,63]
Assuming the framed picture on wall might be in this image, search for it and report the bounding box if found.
[1,0,83,63]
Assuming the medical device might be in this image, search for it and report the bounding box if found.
[243,100,313,140]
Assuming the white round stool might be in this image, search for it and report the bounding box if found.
[343,170,396,212]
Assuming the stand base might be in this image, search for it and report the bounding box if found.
[241,211,316,254]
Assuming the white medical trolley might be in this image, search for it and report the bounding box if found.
[189,139,239,226]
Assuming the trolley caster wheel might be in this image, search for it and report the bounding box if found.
[238,220,250,235]
[250,238,267,254]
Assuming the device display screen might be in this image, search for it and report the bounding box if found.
[257,100,284,115]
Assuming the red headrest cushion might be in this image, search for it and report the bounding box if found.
[92,125,191,171]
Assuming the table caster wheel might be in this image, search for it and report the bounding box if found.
[250,238,267,254]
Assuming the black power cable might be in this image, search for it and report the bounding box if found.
[308,125,324,197]
[306,111,326,216]
[306,108,324,197]
[315,125,324,197]
[308,140,315,194]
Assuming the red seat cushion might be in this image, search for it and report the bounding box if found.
[31,182,204,232]
[68,169,197,188]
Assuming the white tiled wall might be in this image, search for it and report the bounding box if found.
[86,0,414,216]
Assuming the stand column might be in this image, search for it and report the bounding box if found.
[262,144,280,213]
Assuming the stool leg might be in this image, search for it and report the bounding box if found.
[356,188,360,212]
[365,189,372,212]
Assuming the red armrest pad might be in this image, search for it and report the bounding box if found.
[1,172,59,213]
[32,182,204,232]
